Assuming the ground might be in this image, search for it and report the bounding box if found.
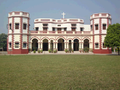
[0,55,120,90]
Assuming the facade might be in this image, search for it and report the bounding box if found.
[7,11,112,54]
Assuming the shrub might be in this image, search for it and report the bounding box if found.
[54,49,57,53]
[84,47,89,52]
[38,50,40,53]
[48,49,52,53]
[40,50,43,53]
[34,50,36,53]
[65,49,68,53]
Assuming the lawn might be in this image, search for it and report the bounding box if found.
[0,55,120,90]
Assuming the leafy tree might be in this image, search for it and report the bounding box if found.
[104,23,120,55]
[0,33,7,51]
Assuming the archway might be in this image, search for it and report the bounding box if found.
[69,40,72,52]
[84,39,89,48]
[74,39,79,51]
[32,39,38,51]
[43,39,48,51]
[50,40,53,52]
[58,38,64,51]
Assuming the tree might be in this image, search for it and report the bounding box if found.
[104,23,120,55]
[0,33,7,51]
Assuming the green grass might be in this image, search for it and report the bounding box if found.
[0,55,120,90]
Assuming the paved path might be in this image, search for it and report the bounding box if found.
[0,51,119,55]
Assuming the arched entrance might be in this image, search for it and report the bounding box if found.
[32,39,38,51]
[69,40,72,52]
[50,40,53,52]
[58,38,64,51]
[74,39,79,51]
[43,39,48,51]
[84,39,89,48]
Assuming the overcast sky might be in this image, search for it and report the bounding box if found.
[0,0,120,34]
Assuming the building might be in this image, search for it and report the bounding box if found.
[7,11,112,54]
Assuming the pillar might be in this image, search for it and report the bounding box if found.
[38,43,40,50]
[53,42,55,50]
[66,42,68,49]
[56,42,58,50]
[30,43,32,49]
[49,42,50,50]
[79,42,81,50]
[81,43,83,49]
[71,42,73,50]
[41,42,43,50]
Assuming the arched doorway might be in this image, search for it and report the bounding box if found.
[69,40,72,52]
[32,39,38,51]
[43,39,48,51]
[58,38,64,51]
[84,39,89,48]
[50,40,53,52]
[74,39,79,51]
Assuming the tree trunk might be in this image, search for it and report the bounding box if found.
[118,47,120,55]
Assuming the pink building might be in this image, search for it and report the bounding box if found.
[7,11,112,54]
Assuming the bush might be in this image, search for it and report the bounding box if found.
[34,50,36,53]
[84,47,89,52]
[38,50,40,53]
[54,49,57,53]
[65,49,68,53]
[48,49,52,53]
[40,50,43,53]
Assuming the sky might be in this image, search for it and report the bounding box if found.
[0,0,120,34]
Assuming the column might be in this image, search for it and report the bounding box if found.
[64,42,66,49]
[48,42,50,50]
[79,42,81,50]
[41,42,43,50]
[81,43,83,49]
[66,42,68,49]
[38,43,40,50]
[56,43,58,50]
[53,42,55,50]
[30,43,32,49]
[71,42,73,50]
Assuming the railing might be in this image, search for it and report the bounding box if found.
[66,31,73,33]
[30,31,38,33]
[30,30,92,34]
[75,31,82,34]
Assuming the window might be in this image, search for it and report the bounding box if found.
[91,25,93,30]
[58,25,61,26]
[43,27,47,31]
[71,24,76,26]
[9,43,11,48]
[15,42,19,48]
[43,24,48,26]
[72,28,76,31]
[9,24,12,29]
[95,24,98,30]
[80,28,84,31]
[103,24,106,30]
[23,24,27,29]
[57,28,61,31]
[103,43,106,48]
[52,28,55,31]
[15,23,19,29]
[23,43,27,48]
[95,43,99,48]
[35,27,39,31]
[64,28,67,31]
